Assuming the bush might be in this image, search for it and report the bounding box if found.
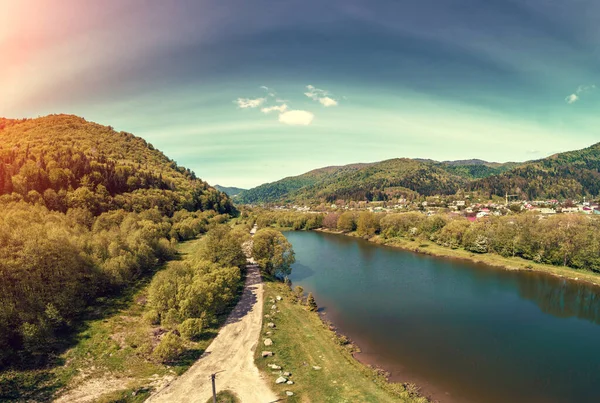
[307,293,318,311]
[179,317,206,341]
[151,332,185,363]
[143,309,160,325]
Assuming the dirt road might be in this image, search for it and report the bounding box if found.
[147,262,278,403]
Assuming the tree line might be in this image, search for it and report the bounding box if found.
[251,209,600,273]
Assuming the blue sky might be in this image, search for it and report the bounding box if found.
[2,0,599,187]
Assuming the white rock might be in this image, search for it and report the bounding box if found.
[275,377,287,384]
[286,380,294,385]
[271,305,277,310]
[268,364,282,370]
[267,322,276,328]
[276,296,282,301]
[262,351,273,357]
[283,371,291,376]
[313,366,322,370]
[286,391,294,396]
[264,338,273,346]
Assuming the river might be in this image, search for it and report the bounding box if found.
[285,231,600,403]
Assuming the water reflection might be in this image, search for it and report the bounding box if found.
[517,274,600,325]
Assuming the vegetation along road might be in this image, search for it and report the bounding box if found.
[146,261,276,403]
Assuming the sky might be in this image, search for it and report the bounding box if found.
[1,0,600,188]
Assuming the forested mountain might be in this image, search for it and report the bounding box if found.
[214,185,246,197]
[0,115,234,215]
[0,114,234,368]
[469,142,600,199]
[236,163,370,204]
[237,158,520,204]
[238,143,600,204]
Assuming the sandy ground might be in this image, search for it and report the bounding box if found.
[147,262,278,403]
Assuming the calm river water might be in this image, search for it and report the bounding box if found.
[285,231,600,403]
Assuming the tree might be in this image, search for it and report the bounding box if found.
[198,224,247,268]
[322,213,340,230]
[307,293,318,311]
[337,212,357,233]
[356,211,380,238]
[252,228,295,278]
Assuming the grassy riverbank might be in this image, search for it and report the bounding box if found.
[316,229,600,287]
[255,280,429,403]
[0,238,239,403]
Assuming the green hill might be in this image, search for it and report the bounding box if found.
[237,158,518,204]
[238,142,600,204]
[0,114,234,369]
[0,114,234,215]
[470,142,600,199]
[214,184,247,197]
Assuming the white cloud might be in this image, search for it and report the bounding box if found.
[318,97,338,107]
[565,93,579,104]
[236,97,266,108]
[565,84,596,104]
[305,85,339,107]
[278,110,314,125]
[261,104,288,114]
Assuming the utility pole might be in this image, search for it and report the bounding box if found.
[210,371,225,403]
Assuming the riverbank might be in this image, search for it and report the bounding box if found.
[255,280,429,403]
[314,228,600,287]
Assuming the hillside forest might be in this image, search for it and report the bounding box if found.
[0,115,236,369]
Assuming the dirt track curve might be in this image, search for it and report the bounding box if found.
[146,262,278,403]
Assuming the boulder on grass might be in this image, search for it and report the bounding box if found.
[262,351,273,357]
[264,338,273,346]
[275,377,287,384]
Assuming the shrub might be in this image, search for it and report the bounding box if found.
[143,309,161,325]
[307,293,318,311]
[151,332,185,363]
[179,317,206,341]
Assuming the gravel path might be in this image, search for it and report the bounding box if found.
[147,262,278,403]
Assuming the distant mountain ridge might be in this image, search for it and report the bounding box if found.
[214,185,246,197]
[237,144,600,204]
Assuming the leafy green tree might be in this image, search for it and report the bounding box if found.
[356,211,380,237]
[198,224,247,268]
[337,212,357,233]
[252,228,295,278]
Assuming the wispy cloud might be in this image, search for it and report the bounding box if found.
[305,85,339,107]
[565,84,596,104]
[261,104,288,114]
[565,94,579,104]
[235,85,325,125]
[236,97,266,108]
[278,110,314,125]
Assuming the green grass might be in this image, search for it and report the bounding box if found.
[0,236,238,403]
[204,390,241,403]
[255,281,428,403]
